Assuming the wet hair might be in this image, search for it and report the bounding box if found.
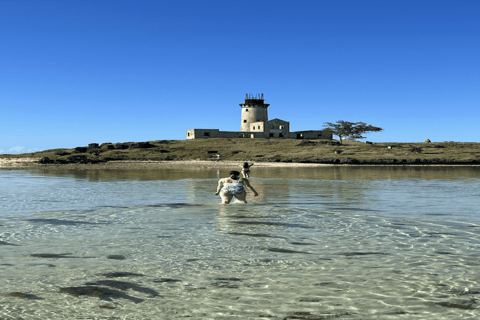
[229,170,240,177]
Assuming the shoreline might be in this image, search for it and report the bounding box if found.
[1,158,480,171]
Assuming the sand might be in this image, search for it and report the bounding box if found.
[1,158,478,171]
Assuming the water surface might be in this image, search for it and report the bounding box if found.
[1,166,479,319]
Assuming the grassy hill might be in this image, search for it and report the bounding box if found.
[2,138,480,165]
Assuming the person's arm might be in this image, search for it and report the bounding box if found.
[242,179,258,196]
[214,179,224,195]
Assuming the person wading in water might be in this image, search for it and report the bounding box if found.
[240,162,254,178]
[214,170,258,204]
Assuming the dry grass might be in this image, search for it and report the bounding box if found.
[2,138,480,164]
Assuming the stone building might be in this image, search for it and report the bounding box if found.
[186,94,332,140]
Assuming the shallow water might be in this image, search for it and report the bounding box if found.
[1,167,480,319]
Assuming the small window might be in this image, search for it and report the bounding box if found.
[258,126,261,129]
[243,120,247,123]
[279,133,284,138]
[245,109,249,112]
[269,133,274,138]
[252,127,255,130]
[187,132,190,136]
[279,125,284,129]
[270,125,274,129]
[204,132,210,137]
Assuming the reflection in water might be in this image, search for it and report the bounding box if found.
[33,165,480,181]
[1,168,480,318]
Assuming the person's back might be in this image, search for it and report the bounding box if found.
[215,172,258,204]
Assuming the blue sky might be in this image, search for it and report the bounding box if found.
[1,0,479,153]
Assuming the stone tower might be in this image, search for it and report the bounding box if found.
[239,93,270,132]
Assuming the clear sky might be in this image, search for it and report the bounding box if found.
[1,0,479,153]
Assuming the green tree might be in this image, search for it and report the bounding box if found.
[323,120,383,144]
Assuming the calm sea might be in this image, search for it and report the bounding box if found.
[1,166,480,319]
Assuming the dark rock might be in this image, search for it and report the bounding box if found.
[127,142,156,149]
[8,292,43,300]
[39,157,51,164]
[31,253,72,258]
[365,141,373,144]
[74,147,88,153]
[59,286,145,303]
[296,140,316,146]
[67,155,88,163]
[107,255,126,260]
[88,143,99,149]
[114,141,155,149]
[106,144,115,150]
[101,272,144,278]
[115,143,130,150]
[56,151,70,156]
[53,159,68,164]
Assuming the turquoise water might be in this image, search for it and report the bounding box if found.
[1,167,480,319]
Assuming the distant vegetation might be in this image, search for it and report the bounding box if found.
[323,120,384,144]
[2,139,480,165]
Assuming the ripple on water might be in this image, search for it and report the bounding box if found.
[1,170,480,318]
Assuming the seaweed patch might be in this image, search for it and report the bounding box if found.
[100,272,144,278]
[343,252,388,256]
[59,286,144,304]
[30,253,73,258]
[264,247,311,254]
[153,278,182,283]
[107,255,127,260]
[85,280,160,297]
[8,292,44,300]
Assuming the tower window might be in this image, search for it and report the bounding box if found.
[243,120,247,123]
[245,109,249,112]
[279,125,284,129]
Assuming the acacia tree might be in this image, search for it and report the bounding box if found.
[323,120,383,144]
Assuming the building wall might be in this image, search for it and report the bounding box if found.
[290,130,333,139]
[240,102,269,132]
[249,121,265,132]
[266,119,290,138]
[186,128,332,139]
[186,129,243,139]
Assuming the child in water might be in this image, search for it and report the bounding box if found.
[240,162,254,178]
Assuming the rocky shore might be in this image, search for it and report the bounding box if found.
[2,138,480,170]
